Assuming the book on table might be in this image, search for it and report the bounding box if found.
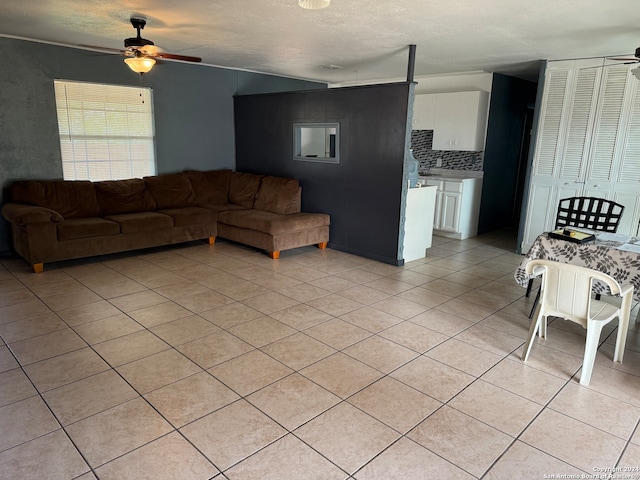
[549,229,596,244]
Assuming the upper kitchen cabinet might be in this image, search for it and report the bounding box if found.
[432,91,490,151]
[412,94,437,130]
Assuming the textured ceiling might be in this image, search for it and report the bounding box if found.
[1,0,639,84]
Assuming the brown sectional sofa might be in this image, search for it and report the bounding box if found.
[1,170,330,272]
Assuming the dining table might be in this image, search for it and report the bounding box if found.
[514,231,640,304]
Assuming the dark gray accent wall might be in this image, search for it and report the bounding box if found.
[479,73,538,234]
[0,36,325,253]
[234,83,412,264]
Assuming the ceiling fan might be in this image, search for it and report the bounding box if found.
[97,18,202,74]
[579,47,640,79]
[606,47,640,79]
[607,47,640,65]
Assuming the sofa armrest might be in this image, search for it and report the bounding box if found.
[2,203,64,226]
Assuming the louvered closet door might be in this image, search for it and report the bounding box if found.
[611,69,640,236]
[580,65,640,236]
[522,59,602,250]
[523,59,640,251]
[522,63,570,249]
[557,63,602,199]
[583,65,628,199]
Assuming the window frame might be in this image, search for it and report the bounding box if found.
[293,122,340,164]
[54,79,157,181]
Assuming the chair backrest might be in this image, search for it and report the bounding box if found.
[555,197,624,232]
[525,259,622,326]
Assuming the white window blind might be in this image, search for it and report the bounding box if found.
[54,80,157,181]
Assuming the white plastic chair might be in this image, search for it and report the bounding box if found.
[522,259,634,385]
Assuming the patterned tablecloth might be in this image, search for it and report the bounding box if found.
[515,233,640,302]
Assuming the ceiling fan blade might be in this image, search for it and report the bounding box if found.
[81,19,202,66]
[607,57,639,62]
[581,60,640,70]
[155,52,202,62]
[79,44,125,54]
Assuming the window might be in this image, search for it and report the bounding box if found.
[54,80,157,181]
[293,123,340,164]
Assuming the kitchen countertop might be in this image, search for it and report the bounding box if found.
[418,168,484,179]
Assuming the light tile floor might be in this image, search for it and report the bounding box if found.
[1,230,640,479]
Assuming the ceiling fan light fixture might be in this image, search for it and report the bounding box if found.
[124,56,156,74]
[298,0,330,9]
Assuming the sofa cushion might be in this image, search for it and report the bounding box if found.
[144,173,197,209]
[200,203,247,216]
[57,217,120,241]
[157,207,216,227]
[253,176,301,215]
[186,170,231,205]
[95,179,156,216]
[218,210,330,235]
[104,212,173,234]
[228,172,264,208]
[9,180,100,219]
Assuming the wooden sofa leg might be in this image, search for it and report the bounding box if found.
[208,237,216,245]
[318,242,328,250]
[269,251,280,259]
[32,263,44,273]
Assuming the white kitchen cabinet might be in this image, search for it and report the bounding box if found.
[432,91,489,151]
[440,190,462,232]
[403,185,437,262]
[521,59,640,252]
[423,177,482,239]
[411,94,437,130]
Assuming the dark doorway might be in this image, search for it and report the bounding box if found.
[512,105,535,227]
[478,73,538,239]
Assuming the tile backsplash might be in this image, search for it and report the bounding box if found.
[411,130,483,172]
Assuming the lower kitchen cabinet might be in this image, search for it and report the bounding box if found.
[423,177,482,240]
